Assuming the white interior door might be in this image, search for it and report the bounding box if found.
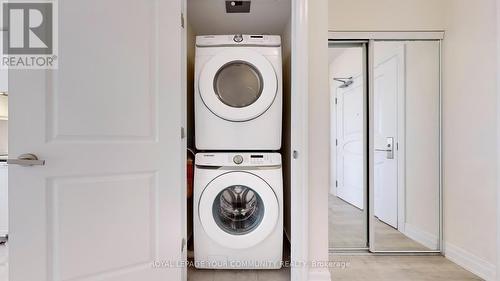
[373,51,403,228]
[336,76,364,209]
[8,1,185,281]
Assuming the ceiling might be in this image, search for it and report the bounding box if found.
[187,0,291,35]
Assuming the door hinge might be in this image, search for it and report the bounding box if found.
[181,127,186,139]
[181,238,186,252]
[335,139,338,146]
[181,13,185,28]
[335,98,338,105]
[336,180,338,187]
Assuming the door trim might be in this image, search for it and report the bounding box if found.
[329,31,444,40]
[368,39,376,252]
[328,33,444,255]
[181,1,187,281]
[291,0,309,280]
[497,5,500,280]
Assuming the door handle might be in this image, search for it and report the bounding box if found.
[375,137,394,159]
[7,153,45,166]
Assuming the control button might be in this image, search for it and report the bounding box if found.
[233,34,243,43]
[233,155,244,165]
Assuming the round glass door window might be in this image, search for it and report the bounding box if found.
[212,185,265,235]
[213,61,263,108]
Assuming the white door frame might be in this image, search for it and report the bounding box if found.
[181,1,188,281]
[291,0,309,280]
[497,3,500,280]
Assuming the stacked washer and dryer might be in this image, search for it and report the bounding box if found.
[194,34,284,269]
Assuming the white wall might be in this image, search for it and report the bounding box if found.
[187,0,290,35]
[328,0,447,31]
[308,0,330,279]
[443,0,498,279]
[327,0,498,280]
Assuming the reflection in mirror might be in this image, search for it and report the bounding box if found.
[328,44,367,249]
[373,41,440,251]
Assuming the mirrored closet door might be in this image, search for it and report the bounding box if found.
[328,38,442,254]
[370,40,441,252]
[328,42,368,250]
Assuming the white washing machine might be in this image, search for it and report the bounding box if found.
[195,35,282,150]
[194,152,283,269]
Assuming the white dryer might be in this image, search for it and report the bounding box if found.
[194,152,283,269]
[195,35,282,150]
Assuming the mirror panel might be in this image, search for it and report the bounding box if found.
[372,40,440,252]
[328,44,367,250]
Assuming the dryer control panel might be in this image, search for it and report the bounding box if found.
[196,34,281,47]
[196,153,281,167]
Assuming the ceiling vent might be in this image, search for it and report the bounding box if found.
[225,1,251,13]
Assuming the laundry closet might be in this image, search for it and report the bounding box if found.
[184,0,293,279]
[4,0,312,280]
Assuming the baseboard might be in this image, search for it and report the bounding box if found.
[308,268,331,281]
[403,223,438,250]
[444,242,496,281]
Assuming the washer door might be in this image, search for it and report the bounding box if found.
[198,171,279,249]
[198,49,278,122]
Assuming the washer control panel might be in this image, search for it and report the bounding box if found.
[196,153,281,167]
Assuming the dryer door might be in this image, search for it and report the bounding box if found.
[198,49,278,122]
[198,171,279,249]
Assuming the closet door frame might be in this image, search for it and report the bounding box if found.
[290,0,310,280]
[328,31,444,255]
